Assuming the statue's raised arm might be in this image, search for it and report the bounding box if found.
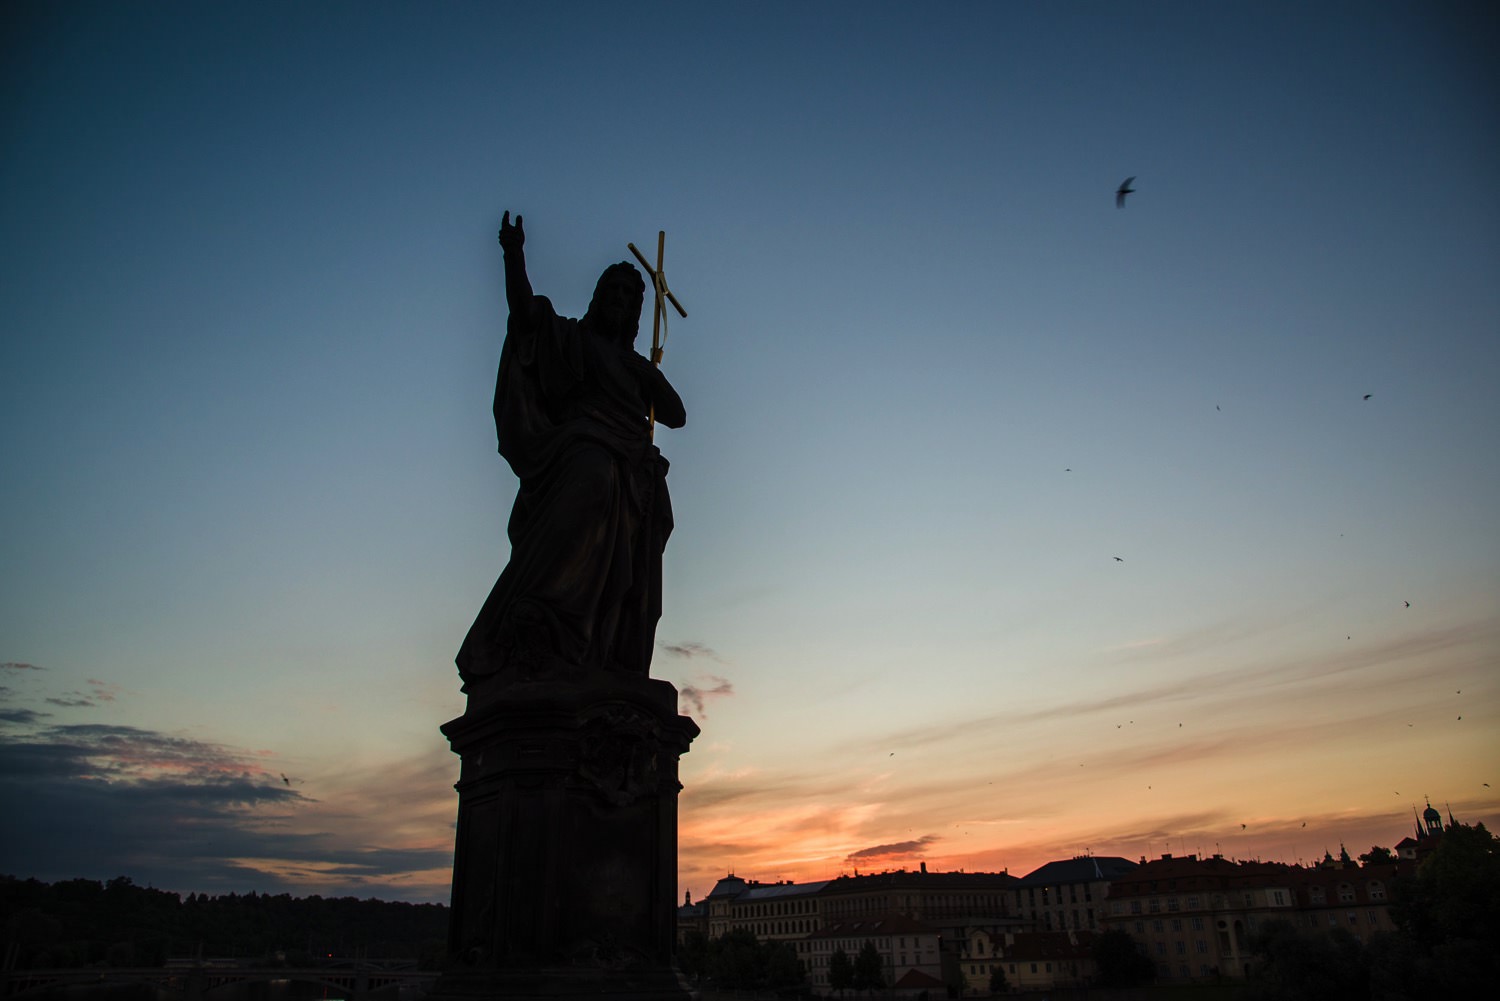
[497,210,532,313]
[458,214,682,690]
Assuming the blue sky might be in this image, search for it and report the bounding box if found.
[2,1,1497,902]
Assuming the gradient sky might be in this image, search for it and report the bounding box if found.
[3,1,1497,905]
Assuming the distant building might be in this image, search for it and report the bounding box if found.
[1012,855,1137,933]
[1286,850,1408,943]
[684,866,1018,990]
[960,928,1096,993]
[1395,798,1451,861]
[676,890,706,945]
[805,914,943,995]
[701,873,828,942]
[1102,853,1302,981]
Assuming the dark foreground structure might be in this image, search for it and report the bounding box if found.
[429,212,698,1001]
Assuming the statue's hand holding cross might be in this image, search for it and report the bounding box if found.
[628,232,688,436]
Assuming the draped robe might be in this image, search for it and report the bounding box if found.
[456,294,672,687]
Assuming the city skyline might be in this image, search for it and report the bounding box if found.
[2,2,1497,903]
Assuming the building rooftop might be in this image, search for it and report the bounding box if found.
[704,875,829,901]
[1018,856,1137,885]
[809,914,940,939]
[821,869,1016,892]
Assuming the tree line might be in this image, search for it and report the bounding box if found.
[0,875,448,969]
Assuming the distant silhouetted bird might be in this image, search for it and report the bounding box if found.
[1241,824,1246,830]
[1404,601,1410,608]
[1363,394,1373,400]
[1113,556,1124,562]
[1301,822,1307,828]
[1483,782,1490,788]
[280,773,290,786]
[1116,176,1136,208]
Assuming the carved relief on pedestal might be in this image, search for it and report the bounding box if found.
[575,704,662,807]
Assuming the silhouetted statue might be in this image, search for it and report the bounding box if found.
[457,212,685,690]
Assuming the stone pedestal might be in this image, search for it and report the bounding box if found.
[428,674,699,1001]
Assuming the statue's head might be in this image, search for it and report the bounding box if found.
[584,262,645,345]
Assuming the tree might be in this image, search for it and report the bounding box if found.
[987,963,1009,994]
[853,940,885,993]
[828,947,854,996]
[1245,919,1368,1001]
[1091,928,1154,988]
[707,928,763,988]
[1379,821,1500,994]
[766,940,805,988]
[1358,845,1394,865]
[676,930,709,984]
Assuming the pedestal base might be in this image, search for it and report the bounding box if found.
[428,673,698,1001]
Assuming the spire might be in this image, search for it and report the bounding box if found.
[1422,797,1442,836]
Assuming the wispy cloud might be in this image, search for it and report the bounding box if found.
[0,708,51,725]
[1,662,45,672]
[660,640,726,662]
[85,679,122,702]
[0,718,456,899]
[846,835,939,863]
[679,674,734,717]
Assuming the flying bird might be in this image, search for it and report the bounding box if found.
[280,773,291,786]
[1483,783,1490,788]
[1116,176,1136,208]
[1113,556,1124,562]
[1404,601,1410,608]
[1241,824,1247,830]
[1363,394,1373,400]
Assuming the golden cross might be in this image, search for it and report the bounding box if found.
[627,231,687,437]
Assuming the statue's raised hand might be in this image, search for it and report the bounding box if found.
[498,211,525,254]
